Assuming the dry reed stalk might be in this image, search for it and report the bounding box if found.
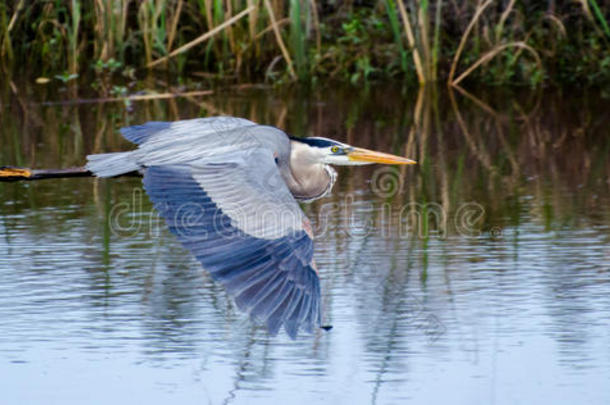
[263,0,297,80]
[203,0,214,30]
[68,0,81,75]
[167,0,184,52]
[396,0,426,84]
[120,0,129,49]
[138,3,153,65]
[225,0,236,53]
[7,0,24,32]
[309,0,321,52]
[432,0,443,80]
[148,5,255,67]
[543,14,567,37]
[94,0,129,61]
[93,0,106,59]
[255,18,290,40]
[417,1,431,80]
[496,0,516,41]
[448,0,493,84]
[451,41,541,86]
[576,0,593,21]
[1,0,24,60]
[245,0,260,56]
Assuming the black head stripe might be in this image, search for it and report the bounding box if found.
[289,136,342,148]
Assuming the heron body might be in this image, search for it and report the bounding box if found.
[85,117,415,338]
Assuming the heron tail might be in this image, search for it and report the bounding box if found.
[86,151,140,178]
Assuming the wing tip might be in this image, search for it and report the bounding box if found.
[233,268,321,339]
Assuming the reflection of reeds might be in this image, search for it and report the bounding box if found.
[1,80,609,232]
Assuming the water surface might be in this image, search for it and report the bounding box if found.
[1,82,609,404]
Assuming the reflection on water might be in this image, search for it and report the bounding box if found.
[1,81,609,404]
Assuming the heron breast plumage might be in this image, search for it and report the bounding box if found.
[282,140,338,202]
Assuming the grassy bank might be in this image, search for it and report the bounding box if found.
[1,1,609,87]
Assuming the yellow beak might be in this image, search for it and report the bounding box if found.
[347,147,417,165]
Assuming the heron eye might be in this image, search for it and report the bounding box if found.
[331,146,340,153]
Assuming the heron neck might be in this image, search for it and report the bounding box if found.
[286,163,334,202]
[285,141,334,201]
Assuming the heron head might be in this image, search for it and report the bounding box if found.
[291,137,417,166]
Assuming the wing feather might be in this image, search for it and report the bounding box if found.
[112,117,323,338]
[142,155,321,338]
[122,117,257,146]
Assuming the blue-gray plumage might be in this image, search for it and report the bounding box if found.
[86,116,415,338]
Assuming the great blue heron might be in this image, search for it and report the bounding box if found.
[3,116,416,338]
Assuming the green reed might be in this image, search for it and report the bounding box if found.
[68,0,81,75]
[431,0,442,81]
[290,0,307,79]
[384,0,408,74]
[92,0,130,64]
[138,0,168,66]
[0,2,12,66]
[589,0,610,38]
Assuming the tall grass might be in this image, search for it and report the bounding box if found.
[289,0,307,79]
[67,0,81,75]
[1,0,609,85]
[93,0,130,63]
[0,0,23,66]
[384,0,408,74]
[588,0,610,38]
[138,0,167,67]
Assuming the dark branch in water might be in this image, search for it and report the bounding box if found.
[0,166,139,181]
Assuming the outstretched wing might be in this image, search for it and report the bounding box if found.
[142,148,320,338]
[120,117,257,145]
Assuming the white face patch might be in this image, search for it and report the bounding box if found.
[322,145,372,166]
